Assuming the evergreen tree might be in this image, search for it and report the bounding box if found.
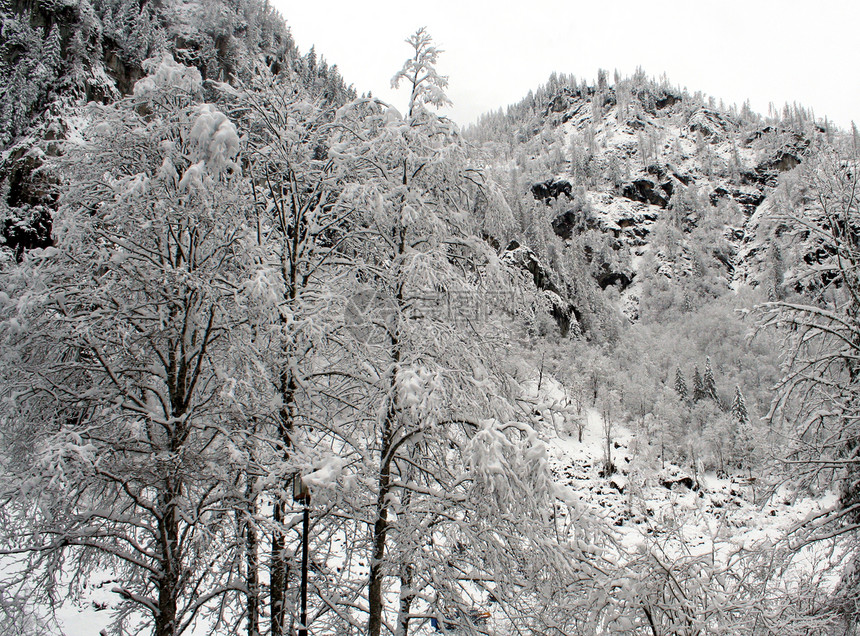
[674,366,688,401]
[692,366,705,402]
[730,385,756,468]
[703,356,718,402]
[731,385,749,425]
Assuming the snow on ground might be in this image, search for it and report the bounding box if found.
[537,385,842,591]
[9,372,843,635]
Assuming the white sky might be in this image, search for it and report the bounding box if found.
[272,0,859,130]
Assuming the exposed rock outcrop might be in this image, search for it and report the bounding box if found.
[594,264,633,291]
[531,178,573,204]
[502,241,581,336]
[688,107,736,139]
[502,241,564,296]
[0,0,354,261]
[709,184,766,217]
[620,178,671,209]
[552,209,597,240]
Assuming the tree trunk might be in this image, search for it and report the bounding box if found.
[245,478,260,636]
[270,496,286,636]
[155,483,180,636]
[155,377,186,636]
[393,560,415,636]
[271,180,303,636]
[369,175,408,636]
[270,371,296,636]
[393,475,415,636]
[369,308,402,636]
[368,401,395,636]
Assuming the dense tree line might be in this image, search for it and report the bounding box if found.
[0,32,614,636]
[2,4,860,633]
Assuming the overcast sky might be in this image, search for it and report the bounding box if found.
[271,0,859,130]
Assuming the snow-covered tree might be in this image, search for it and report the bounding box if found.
[674,366,688,401]
[0,56,251,636]
[228,72,354,636]
[762,140,860,485]
[329,30,583,636]
[692,366,705,402]
[731,385,749,425]
[760,138,860,625]
[703,356,718,402]
[390,27,452,118]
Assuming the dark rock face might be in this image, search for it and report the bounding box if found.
[544,87,580,117]
[6,148,47,209]
[551,206,602,240]
[655,92,680,110]
[616,216,653,242]
[644,164,666,179]
[501,241,580,336]
[551,211,578,240]
[740,149,804,189]
[2,143,58,259]
[672,171,692,185]
[709,186,765,216]
[531,178,573,204]
[503,241,563,295]
[595,267,633,291]
[760,150,801,173]
[740,168,777,188]
[2,205,53,261]
[637,88,680,115]
[549,93,570,113]
[725,227,745,242]
[661,474,694,490]
[547,291,580,338]
[744,127,807,184]
[102,38,146,97]
[560,100,587,124]
[551,210,585,240]
[628,116,646,130]
[620,178,671,208]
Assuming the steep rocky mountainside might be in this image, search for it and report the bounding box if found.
[0,0,353,259]
[468,73,827,335]
[3,10,860,634]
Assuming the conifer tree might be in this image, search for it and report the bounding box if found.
[674,367,688,401]
[731,385,749,425]
[692,366,705,402]
[703,357,718,402]
[730,385,757,468]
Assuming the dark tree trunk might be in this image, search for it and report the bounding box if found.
[368,400,395,636]
[155,481,181,636]
[393,556,415,636]
[245,479,260,636]
[270,495,287,636]
[368,300,402,636]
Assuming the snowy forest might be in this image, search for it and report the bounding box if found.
[1,1,859,635]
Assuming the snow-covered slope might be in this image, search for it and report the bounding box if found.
[471,78,819,330]
[5,369,839,636]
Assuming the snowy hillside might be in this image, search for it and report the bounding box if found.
[468,76,821,332]
[19,371,843,636]
[2,3,860,636]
